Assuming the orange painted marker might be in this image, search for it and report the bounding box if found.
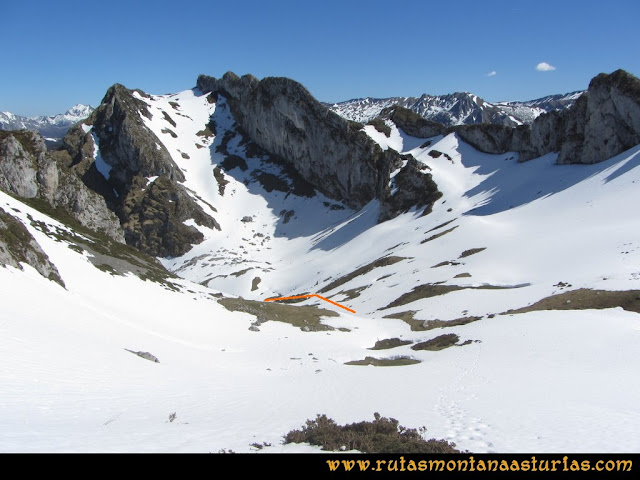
[265,293,356,314]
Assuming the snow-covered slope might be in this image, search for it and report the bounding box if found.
[330,91,583,126]
[1,88,639,453]
[0,104,93,140]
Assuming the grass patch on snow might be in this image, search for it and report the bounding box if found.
[345,356,421,367]
[161,128,177,138]
[161,111,177,127]
[421,225,458,244]
[217,297,339,331]
[505,289,640,315]
[368,338,412,350]
[459,247,486,258]
[382,283,516,310]
[383,311,482,332]
[19,197,179,289]
[333,286,367,301]
[411,334,459,351]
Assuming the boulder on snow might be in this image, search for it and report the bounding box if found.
[125,349,160,363]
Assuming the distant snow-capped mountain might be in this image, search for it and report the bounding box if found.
[329,91,583,126]
[0,104,94,139]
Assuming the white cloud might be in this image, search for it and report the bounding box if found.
[487,71,497,77]
[536,62,556,72]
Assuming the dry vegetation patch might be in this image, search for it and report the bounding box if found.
[368,338,412,350]
[459,247,486,258]
[383,311,482,331]
[345,356,421,367]
[506,288,640,315]
[411,334,459,351]
[421,226,458,244]
[284,413,460,453]
[218,297,339,331]
[382,283,516,310]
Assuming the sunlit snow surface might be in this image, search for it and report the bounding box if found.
[1,90,640,453]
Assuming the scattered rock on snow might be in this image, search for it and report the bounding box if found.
[125,348,160,363]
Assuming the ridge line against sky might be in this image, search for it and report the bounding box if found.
[2,0,639,116]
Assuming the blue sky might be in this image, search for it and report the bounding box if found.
[2,0,638,116]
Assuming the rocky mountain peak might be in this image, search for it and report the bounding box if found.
[60,82,221,257]
[589,68,640,94]
[89,83,184,187]
[198,72,422,211]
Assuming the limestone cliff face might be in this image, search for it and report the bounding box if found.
[0,130,124,242]
[0,132,41,198]
[519,70,640,163]
[559,70,640,164]
[197,73,406,210]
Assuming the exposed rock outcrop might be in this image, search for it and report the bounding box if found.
[86,84,185,188]
[0,206,64,286]
[0,130,124,242]
[452,123,526,155]
[125,349,160,363]
[380,106,446,138]
[517,70,640,163]
[380,158,442,221]
[119,176,220,257]
[0,131,40,198]
[197,73,406,210]
[553,70,640,164]
[62,84,221,257]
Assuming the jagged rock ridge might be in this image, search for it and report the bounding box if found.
[198,73,395,209]
[197,72,441,217]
